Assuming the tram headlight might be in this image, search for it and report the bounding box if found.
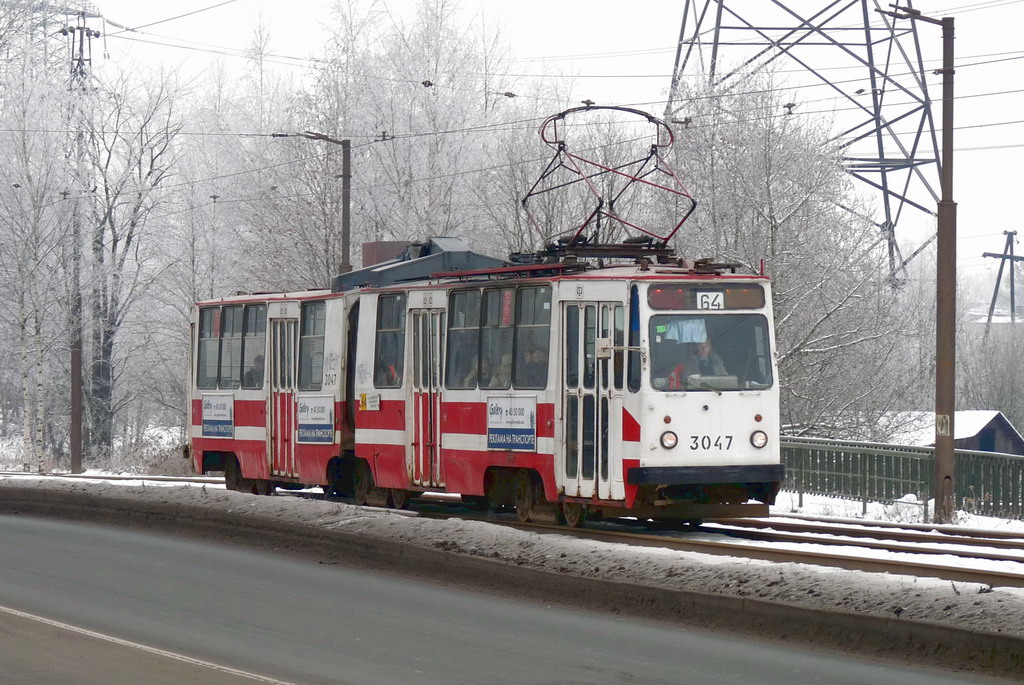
[750,430,768,449]
[660,431,678,449]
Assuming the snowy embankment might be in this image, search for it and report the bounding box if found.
[1,474,1023,678]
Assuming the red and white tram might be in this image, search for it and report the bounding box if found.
[187,106,783,525]
[187,240,783,525]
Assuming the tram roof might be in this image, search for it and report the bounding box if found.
[194,240,769,306]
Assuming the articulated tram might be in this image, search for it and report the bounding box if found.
[187,240,783,525]
[187,105,783,525]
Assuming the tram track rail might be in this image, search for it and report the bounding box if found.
[8,471,1024,588]
[496,518,1024,589]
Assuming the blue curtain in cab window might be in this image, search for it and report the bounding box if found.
[662,318,707,343]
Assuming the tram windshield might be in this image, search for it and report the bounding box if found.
[648,314,773,391]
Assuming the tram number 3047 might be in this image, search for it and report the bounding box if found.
[690,435,733,450]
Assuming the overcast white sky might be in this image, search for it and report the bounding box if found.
[84,0,1024,293]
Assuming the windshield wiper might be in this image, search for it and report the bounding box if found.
[692,379,722,395]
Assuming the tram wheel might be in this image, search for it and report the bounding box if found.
[224,458,243,492]
[389,488,410,510]
[254,479,275,496]
[562,501,588,528]
[513,470,534,522]
[352,460,372,506]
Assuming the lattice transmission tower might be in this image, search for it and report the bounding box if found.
[666,0,941,286]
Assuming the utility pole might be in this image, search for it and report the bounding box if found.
[880,5,957,524]
[983,231,1020,334]
[63,11,100,474]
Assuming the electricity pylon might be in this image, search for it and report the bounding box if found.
[667,0,941,287]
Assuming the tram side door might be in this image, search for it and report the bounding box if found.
[409,308,445,488]
[562,302,616,500]
[269,316,298,478]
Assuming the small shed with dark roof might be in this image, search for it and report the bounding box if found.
[893,410,1024,455]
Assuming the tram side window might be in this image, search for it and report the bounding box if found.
[374,294,406,388]
[614,305,625,390]
[218,305,244,388]
[445,290,481,389]
[196,307,219,389]
[627,286,641,392]
[513,286,551,390]
[241,305,267,389]
[298,301,326,391]
[481,288,514,389]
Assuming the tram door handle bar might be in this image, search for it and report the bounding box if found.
[597,341,646,362]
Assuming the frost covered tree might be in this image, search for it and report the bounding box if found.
[0,60,71,469]
[670,76,932,438]
[82,68,184,457]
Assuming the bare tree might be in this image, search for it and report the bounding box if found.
[0,57,72,469]
[83,68,184,456]
[671,76,930,438]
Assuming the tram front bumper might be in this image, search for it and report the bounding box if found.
[627,463,785,486]
[626,463,785,508]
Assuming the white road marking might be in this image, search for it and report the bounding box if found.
[0,604,297,684]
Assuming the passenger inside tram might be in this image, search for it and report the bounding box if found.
[488,353,513,388]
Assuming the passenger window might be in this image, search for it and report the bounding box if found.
[480,288,514,390]
[197,307,219,389]
[218,305,243,388]
[298,301,326,391]
[513,286,551,390]
[374,295,406,388]
[241,305,267,389]
[446,290,481,389]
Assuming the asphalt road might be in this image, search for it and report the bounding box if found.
[0,514,1002,684]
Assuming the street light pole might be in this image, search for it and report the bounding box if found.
[341,137,351,274]
[880,7,957,523]
[301,131,353,274]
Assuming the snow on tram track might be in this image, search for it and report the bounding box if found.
[12,471,1024,588]
[486,516,1024,589]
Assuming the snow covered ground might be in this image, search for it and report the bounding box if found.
[3,471,1024,649]
[773,488,1024,533]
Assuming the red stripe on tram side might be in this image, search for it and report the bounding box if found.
[440,402,555,437]
[191,397,267,426]
[536,403,555,438]
[371,444,407,490]
[414,393,423,483]
[622,458,641,508]
[441,402,487,435]
[622,407,641,442]
[234,399,266,427]
[357,399,407,431]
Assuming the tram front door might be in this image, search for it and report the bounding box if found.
[562,302,622,500]
[409,308,445,488]
[269,315,298,478]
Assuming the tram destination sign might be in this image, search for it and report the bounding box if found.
[487,396,537,451]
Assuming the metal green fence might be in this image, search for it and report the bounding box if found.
[781,436,1024,520]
